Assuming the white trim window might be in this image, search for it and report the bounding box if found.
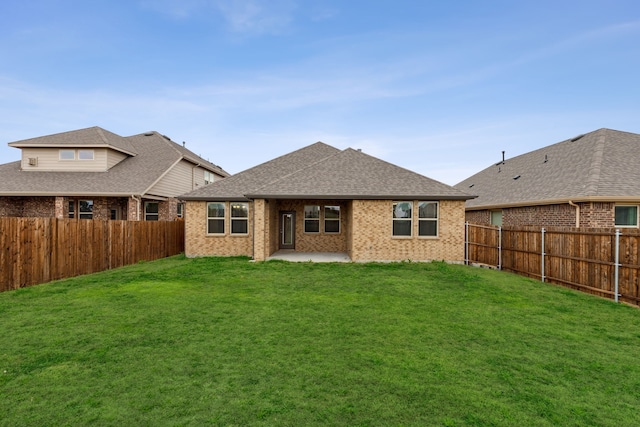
[392,201,412,236]
[177,203,184,218]
[304,205,320,233]
[204,171,215,185]
[615,205,638,227]
[490,210,503,227]
[145,202,159,221]
[418,201,438,237]
[78,149,94,160]
[207,202,225,234]
[324,206,340,233]
[231,202,249,234]
[59,150,75,160]
[68,200,75,218]
[79,200,93,219]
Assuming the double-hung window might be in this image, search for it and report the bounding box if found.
[145,202,159,221]
[231,203,249,234]
[68,201,75,218]
[304,205,320,233]
[207,203,225,234]
[324,206,340,233]
[204,171,215,185]
[392,202,412,236]
[418,201,438,237]
[79,200,93,219]
[615,205,638,227]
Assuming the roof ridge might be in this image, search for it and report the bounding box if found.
[249,145,343,194]
[584,131,607,194]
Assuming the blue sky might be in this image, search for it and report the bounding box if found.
[1,1,639,185]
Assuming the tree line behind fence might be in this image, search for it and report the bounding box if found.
[0,217,185,292]
[465,223,640,306]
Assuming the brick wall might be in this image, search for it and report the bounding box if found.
[184,201,254,257]
[350,199,466,262]
[579,202,615,228]
[466,202,618,228]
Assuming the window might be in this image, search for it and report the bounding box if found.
[145,202,159,221]
[324,206,340,233]
[204,171,215,185]
[207,202,225,234]
[418,202,438,237]
[79,200,93,219]
[177,203,184,218]
[491,210,503,227]
[392,202,412,236]
[304,205,320,233]
[78,149,94,160]
[615,205,638,227]
[68,201,75,218]
[231,202,248,234]
[60,150,75,160]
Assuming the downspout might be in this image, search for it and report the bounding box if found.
[131,195,141,221]
[568,200,580,228]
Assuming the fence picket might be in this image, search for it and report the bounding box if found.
[0,218,184,292]
[466,223,640,306]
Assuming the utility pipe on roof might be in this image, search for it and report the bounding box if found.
[568,200,580,228]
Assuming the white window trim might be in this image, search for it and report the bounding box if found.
[418,201,439,238]
[304,205,321,234]
[230,202,249,235]
[324,205,341,234]
[78,199,93,220]
[78,149,95,160]
[59,149,75,160]
[392,201,413,237]
[614,205,639,228]
[207,202,226,235]
[144,202,159,221]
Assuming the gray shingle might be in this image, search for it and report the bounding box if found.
[455,128,640,209]
[0,128,229,196]
[181,142,473,201]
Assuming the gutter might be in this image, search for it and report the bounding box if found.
[568,200,580,228]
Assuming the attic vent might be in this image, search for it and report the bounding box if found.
[570,134,585,142]
[28,157,38,166]
[144,132,154,136]
[544,154,548,163]
[513,175,521,180]
[162,134,171,141]
[468,184,474,188]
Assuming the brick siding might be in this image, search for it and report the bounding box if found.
[466,202,619,228]
[186,198,466,262]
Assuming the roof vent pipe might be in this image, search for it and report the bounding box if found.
[502,151,505,163]
[183,141,186,147]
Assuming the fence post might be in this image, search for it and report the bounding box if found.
[498,226,502,270]
[541,228,546,283]
[465,222,469,265]
[615,229,620,303]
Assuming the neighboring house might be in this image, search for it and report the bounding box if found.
[455,128,640,228]
[0,126,229,220]
[180,142,474,262]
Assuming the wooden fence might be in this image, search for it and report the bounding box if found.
[465,223,640,306]
[0,217,184,292]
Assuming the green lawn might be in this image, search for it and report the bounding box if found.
[1,256,639,426]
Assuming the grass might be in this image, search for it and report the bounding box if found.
[1,256,640,426]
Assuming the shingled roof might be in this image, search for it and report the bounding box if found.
[0,127,229,197]
[181,141,473,201]
[455,128,640,209]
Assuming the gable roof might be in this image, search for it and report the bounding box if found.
[181,142,473,201]
[455,128,640,209]
[0,128,229,197]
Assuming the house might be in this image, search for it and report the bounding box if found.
[454,128,640,228]
[180,142,474,262]
[0,126,229,220]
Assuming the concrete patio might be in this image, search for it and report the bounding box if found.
[266,250,351,263]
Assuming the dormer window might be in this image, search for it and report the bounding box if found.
[78,150,94,160]
[60,150,75,160]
